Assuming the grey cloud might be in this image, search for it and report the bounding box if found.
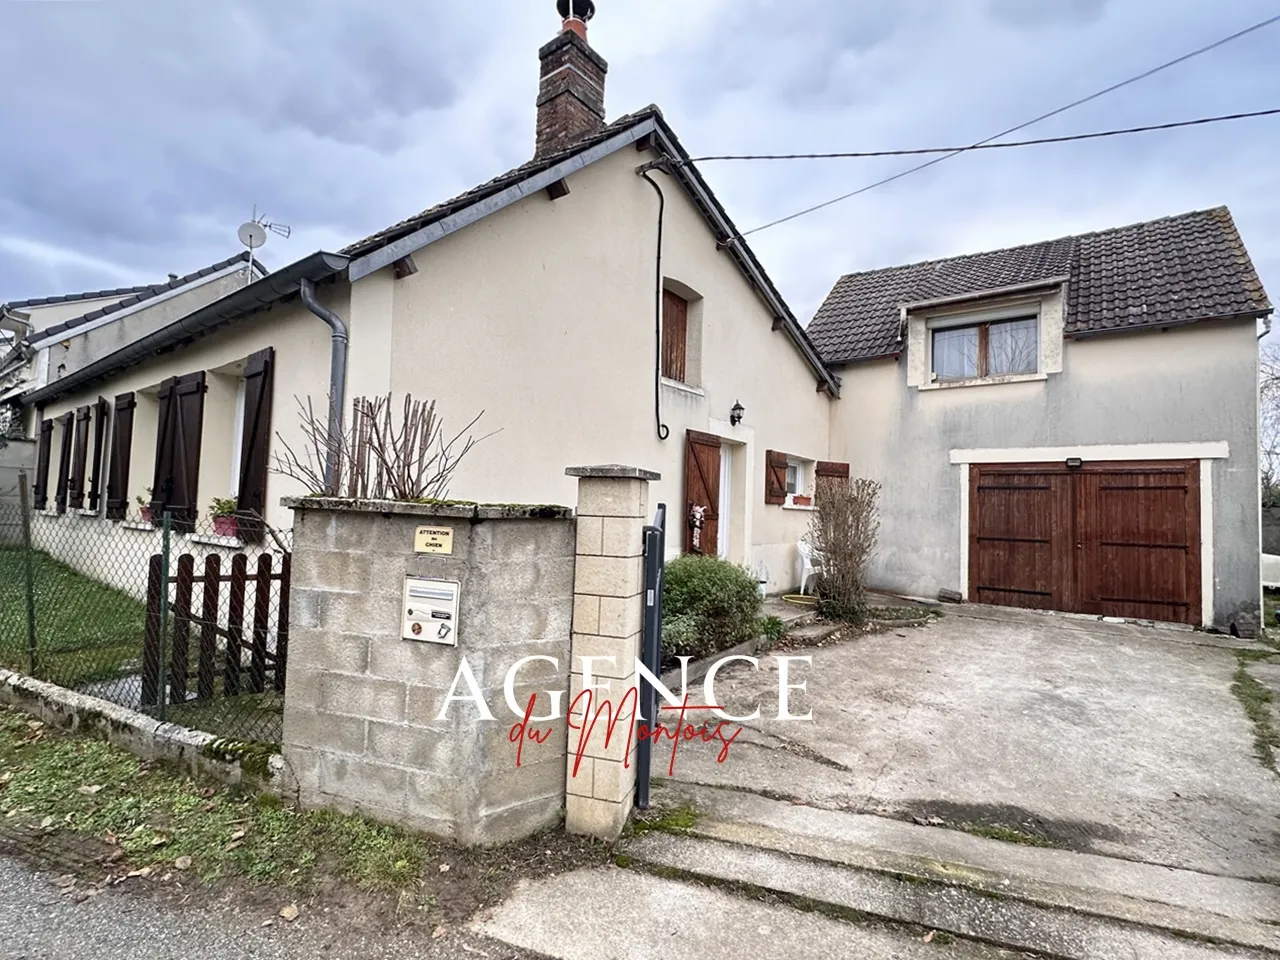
[987,0,1110,27]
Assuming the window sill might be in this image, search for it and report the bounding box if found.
[781,499,815,512]
[38,509,61,518]
[660,377,705,398]
[121,521,156,532]
[76,509,100,518]
[919,372,1048,391]
[192,534,244,549]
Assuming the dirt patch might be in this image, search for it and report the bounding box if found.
[894,800,1126,853]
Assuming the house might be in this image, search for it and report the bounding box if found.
[7,2,840,594]
[808,207,1272,635]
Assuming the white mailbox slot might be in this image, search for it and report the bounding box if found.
[402,576,460,646]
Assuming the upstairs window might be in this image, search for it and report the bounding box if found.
[662,289,688,382]
[932,316,1038,382]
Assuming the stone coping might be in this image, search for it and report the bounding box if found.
[281,497,572,521]
[565,464,661,480]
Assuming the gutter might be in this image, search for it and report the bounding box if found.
[23,251,348,407]
[1063,308,1274,340]
[298,278,349,491]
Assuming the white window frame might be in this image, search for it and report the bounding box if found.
[927,305,1042,386]
[782,456,815,509]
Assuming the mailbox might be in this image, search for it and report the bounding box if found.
[402,576,461,646]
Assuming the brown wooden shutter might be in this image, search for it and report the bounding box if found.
[662,290,688,382]
[88,397,109,510]
[33,418,53,510]
[235,347,275,543]
[765,449,788,505]
[815,461,850,479]
[54,411,74,514]
[106,393,135,519]
[67,405,91,510]
[151,371,206,529]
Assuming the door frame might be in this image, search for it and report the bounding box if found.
[952,442,1229,627]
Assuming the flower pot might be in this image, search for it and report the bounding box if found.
[212,515,238,538]
[791,495,812,507]
[139,506,154,524]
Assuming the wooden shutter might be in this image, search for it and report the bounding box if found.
[235,348,275,543]
[68,405,91,510]
[815,461,850,479]
[684,430,721,555]
[88,397,109,511]
[662,290,688,382]
[33,418,53,510]
[765,449,788,505]
[151,371,206,529]
[54,412,74,514]
[106,393,135,519]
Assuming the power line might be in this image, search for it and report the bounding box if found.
[734,12,1280,240]
[685,108,1280,162]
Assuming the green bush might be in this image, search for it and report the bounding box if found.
[661,554,762,664]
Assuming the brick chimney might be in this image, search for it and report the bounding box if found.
[535,0,608,158]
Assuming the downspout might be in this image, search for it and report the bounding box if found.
[299,278,348,492]
[637,160,670,441]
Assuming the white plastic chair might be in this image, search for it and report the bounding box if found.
[796,537,823,595]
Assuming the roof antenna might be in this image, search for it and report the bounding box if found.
[236,205,292,283]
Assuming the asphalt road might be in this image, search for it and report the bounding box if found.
[0,851,535,960]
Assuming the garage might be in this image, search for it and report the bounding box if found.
[968,460,1202,625]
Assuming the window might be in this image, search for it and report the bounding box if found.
[786,461,803,496]
[932,316,1038,382]
[662,289,688,382]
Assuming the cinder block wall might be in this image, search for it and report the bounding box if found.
[281,499,575,846]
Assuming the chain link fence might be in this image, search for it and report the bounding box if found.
[0,473,291,743]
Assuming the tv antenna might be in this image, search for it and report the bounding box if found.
[236,206,292,281]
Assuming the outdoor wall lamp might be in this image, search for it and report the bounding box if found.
[1065,457,1084,469]
[730,401,745,426]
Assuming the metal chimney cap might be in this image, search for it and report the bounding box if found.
[557,0,595,21]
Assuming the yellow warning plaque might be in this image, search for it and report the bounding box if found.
[413,525,454,555]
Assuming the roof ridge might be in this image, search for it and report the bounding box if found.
[832,207,1232,283]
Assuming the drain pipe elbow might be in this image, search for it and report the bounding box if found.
[299,278,349,493]
[1259,314,1273,341]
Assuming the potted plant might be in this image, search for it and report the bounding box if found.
[209,497,239,538]
[136,489,153,523]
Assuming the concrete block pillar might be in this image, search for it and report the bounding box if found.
[564,464,660,840]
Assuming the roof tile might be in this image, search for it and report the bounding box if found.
[807,207,1272,365]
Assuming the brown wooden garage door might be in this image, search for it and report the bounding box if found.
[969,461,1201,625]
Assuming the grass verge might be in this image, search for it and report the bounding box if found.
[0,705,607,920]
[1232,650,1279,774]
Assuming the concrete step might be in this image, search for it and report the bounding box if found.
[623,783,1280,959]
[474,866,1045,959]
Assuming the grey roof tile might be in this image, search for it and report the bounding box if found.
[26,251,259,345]
[807,206,1272,365]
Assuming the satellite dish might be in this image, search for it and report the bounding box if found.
[238,221,267,250]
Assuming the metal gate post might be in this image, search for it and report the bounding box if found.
[158,510,172,721]
[17,471,37,674]
[636,503,666,809]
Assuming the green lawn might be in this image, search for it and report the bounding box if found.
[0,547,146,689]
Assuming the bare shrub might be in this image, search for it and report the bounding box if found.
[809,476,881,623]
[273,393,495,501]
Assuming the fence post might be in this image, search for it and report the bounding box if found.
[17,471,37,675]
[158,510,172,721]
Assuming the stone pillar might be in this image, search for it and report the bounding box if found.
[564,465,659,840]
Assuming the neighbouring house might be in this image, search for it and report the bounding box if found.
[5,4,840,594]
[808,207,1272,635]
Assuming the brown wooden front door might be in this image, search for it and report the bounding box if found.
[684,430,721,555]
[969,460,1201,625]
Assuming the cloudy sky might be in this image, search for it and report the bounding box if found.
[1,0,1277,333]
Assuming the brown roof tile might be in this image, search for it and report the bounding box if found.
[807,206,1272,365]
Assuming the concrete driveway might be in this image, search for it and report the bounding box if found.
[667,604,1280,881]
